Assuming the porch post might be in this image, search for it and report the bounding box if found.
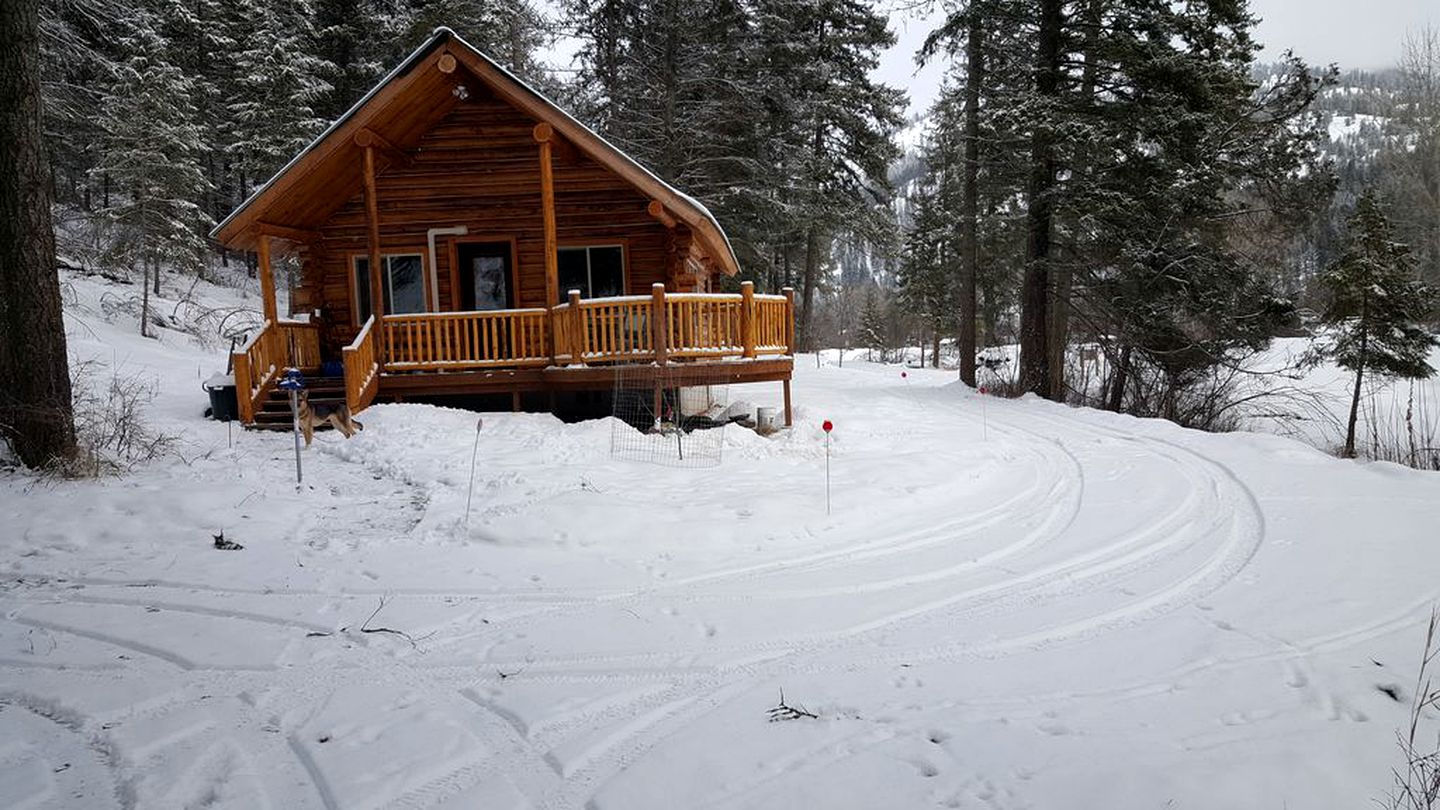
[362,144,384,321]
[534,123,559,363]
[257,233,278,323]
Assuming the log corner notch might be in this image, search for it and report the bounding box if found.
[353,127,410,169]
[437,52,457,74]
[647,200,677,229]
[534,122,559,361]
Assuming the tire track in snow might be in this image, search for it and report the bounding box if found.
[436,398,1271,807]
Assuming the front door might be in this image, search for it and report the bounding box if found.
[456,241,513,311]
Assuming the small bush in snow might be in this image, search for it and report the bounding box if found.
[62,359,175,476]
[1384,610,1440,810]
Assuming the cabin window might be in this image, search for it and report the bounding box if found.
[353,254,426,321]
[557,245,625,302]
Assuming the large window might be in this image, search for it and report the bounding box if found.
[557,245,625,302]
[353,254,425,321]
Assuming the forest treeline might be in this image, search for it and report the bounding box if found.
[32,0,1440,425]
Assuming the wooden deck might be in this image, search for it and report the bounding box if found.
[232,283,795,425]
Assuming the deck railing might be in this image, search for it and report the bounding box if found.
[554,293,657,364]
[342,315,381,413]
[231,320,321,423]
[382,308,550,371]
[666,294,744,359]
[549,283,794,366]
[753,294,791,356]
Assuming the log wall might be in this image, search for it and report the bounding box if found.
[304,94,694,351]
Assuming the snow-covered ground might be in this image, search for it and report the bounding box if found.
[4,273,1440,809]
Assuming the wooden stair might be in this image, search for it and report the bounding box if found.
[250,373,347,431]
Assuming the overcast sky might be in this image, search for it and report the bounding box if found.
[876,0,1439,116]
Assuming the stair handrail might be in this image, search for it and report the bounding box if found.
[343,315,381,413]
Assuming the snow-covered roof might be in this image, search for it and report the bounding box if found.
[210,27,739,276]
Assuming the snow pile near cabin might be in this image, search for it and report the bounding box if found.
[3,270,1440,809]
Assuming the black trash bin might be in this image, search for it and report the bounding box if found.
[204,374,238,421]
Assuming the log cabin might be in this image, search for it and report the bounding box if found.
[210,27,795,430]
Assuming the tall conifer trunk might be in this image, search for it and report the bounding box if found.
[958,14,983,387]
[0,0,77,467]
[1048,0,1101,401]
[1020,0,1062,397]
[1344,293,1371,458]
[800,225,822,351]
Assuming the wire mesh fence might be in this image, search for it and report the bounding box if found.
[610,364,732,467]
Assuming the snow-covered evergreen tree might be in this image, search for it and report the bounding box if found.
[311,0,397,120]
[93,12,212,333]
[396,0,551,89]
[153,0,238,223]
[1312,192,1438,457]
[225,0,332,199]
[858,285,888,362]
[752,0,903,349]
[926,0,1332,413]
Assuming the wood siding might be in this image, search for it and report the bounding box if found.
[303,96,691,351]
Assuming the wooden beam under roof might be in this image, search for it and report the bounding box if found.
[353,127,410,169]
[252,222,322,244]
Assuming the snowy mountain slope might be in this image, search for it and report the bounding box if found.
[3,272,1440,808]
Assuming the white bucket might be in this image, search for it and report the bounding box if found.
[756,407,777,430]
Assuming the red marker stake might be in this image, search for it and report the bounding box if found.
[822,420,834,515]
[978,385,988,441]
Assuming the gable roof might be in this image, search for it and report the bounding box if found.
[210,27,739,276]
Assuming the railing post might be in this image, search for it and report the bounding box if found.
[651,283,667,428]
[782,286,797,356]
[651,283,668,366]
[233,349,252,424]
[740,281,756,359]
[568,290,584,364]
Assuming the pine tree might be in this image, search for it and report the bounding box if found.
[858,284,888,362]
[226,0,332,201]
[1379,26,1439,293]
[397,0,551,88]
[897,141,955,367]
[38,0,125,211]
[927,0,1332,414]
[565,0,768,265]
[311,0,394,120]
[93,12,212,333]
[1312,193,1438,458]
[153,0,239,225]
[753,0,904,350]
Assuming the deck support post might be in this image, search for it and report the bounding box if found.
[782,286,795,427]
[363,144,385,326]
[651,283,667,427]
[535,123,559,363]
[511,391,522,412]
[257,233,278,324]
[740,280,756,359]
[782,286,796,356]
